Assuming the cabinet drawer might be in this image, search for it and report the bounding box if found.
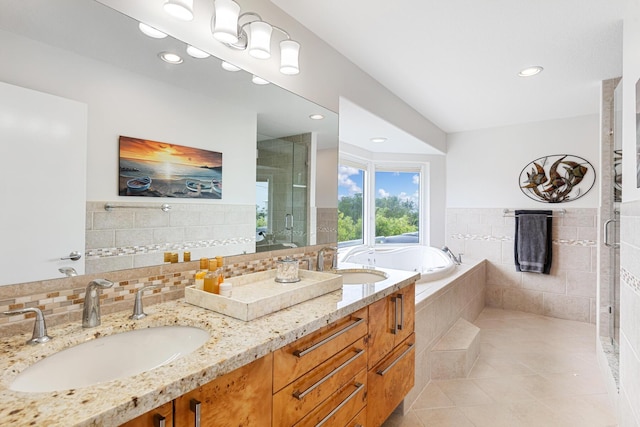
[293,369,367,427]
[274,307,368,392]
[119,401,173,427]
[273,336,367,426]
[346,407,366,427]
[367,333,415,427]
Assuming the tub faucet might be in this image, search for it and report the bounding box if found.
[317,247,337,271]
[58,267,77,277]
[82,279,114,328]
[441,246,462,265]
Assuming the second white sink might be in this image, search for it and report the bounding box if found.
[335,269,389,284]
[10,325,209,393]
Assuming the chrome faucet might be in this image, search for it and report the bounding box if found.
[58,267,77,277]
[3,307,52,345]
[129,285,159,320]
[317,247,337,271]
[82,279,114,328]
[441,246,462,265]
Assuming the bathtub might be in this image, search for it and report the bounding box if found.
[339,245,456,282]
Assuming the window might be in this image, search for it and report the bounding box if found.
[375,170,420,244]
[338,158,426,247]
[338,164,365,246]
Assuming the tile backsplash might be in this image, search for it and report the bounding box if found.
[0,246,334,338]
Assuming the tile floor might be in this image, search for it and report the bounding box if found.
[383,307,618,427]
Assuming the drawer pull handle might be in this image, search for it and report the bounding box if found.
[153,414,166,427]
[376,342,415,376]
[315,382,365,427]
[190,398,201,427]
[391,296,399,335]
[293,317,365,357]
[293,348,364,400]
[398,293,404,331]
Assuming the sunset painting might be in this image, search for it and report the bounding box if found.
[119,136,222,199]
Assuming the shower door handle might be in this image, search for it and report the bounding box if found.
[285,213,293,230]
[604,218,619,248]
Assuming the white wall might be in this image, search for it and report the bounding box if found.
[622,0,640,204]
[446,115,600,208]
[0,29,256,205]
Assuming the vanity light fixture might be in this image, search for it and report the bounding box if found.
[518,66,544,77]
[138,23,167,39]
[159,52,184,64]
[164,0,194,21]
[186,45,210,58]
[211,0,301,75]
[252,75,270,85]
[370,137,387,143]
[221,61,241,71]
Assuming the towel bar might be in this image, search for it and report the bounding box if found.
[503,208,565,218]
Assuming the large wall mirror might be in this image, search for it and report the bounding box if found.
[0,0,338,286]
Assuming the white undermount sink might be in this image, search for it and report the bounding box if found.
[10,325,209,393]
[334,269,389,284]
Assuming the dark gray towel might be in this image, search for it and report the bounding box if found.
[514,210,552,274]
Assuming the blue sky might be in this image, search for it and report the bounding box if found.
[338,166,420,205]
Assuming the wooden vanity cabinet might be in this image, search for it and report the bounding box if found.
[120,401,173,427]
[119,283,417,427]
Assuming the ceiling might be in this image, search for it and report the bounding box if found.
[271,0,626,134]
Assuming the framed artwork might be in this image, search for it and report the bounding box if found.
[119,136,222,199]
[519,154,595,203]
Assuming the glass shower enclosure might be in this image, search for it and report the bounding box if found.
[256,135,310,252]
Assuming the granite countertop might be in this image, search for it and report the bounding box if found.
[0,266,419,426]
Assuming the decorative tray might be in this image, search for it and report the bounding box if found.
[184,269,343,321]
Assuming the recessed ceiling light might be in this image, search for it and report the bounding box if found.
[138,23,167,39]
[221,61,241,72]
[158,52,183,64]
[518,66,544,77]
[163,0,194,21]
[370,137,387,143]
[309,114,324,120]
[186,45,210,59]
[252,75,270,85]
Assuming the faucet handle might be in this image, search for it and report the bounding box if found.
[3,307,52,345]
[130,285,159,320]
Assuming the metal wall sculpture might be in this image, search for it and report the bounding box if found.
[519,154,595,203]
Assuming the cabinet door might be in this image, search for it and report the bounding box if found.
[274,307,368,392]
[368,283,415,369]
[367,334,416,427]
[119,401,173,427]
[174,354,272,427]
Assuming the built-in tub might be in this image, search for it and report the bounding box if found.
[339,245,456,282]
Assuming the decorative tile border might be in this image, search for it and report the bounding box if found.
[86,237,255,259]
[449,233,596,247]
[621,267,640,296]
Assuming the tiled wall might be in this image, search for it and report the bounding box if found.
[619,200,640,426]
[403,261,487,410]
[0,246,335,339]
[317,207,338,245]
[85,202,255,274]
[446,208,597,323]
